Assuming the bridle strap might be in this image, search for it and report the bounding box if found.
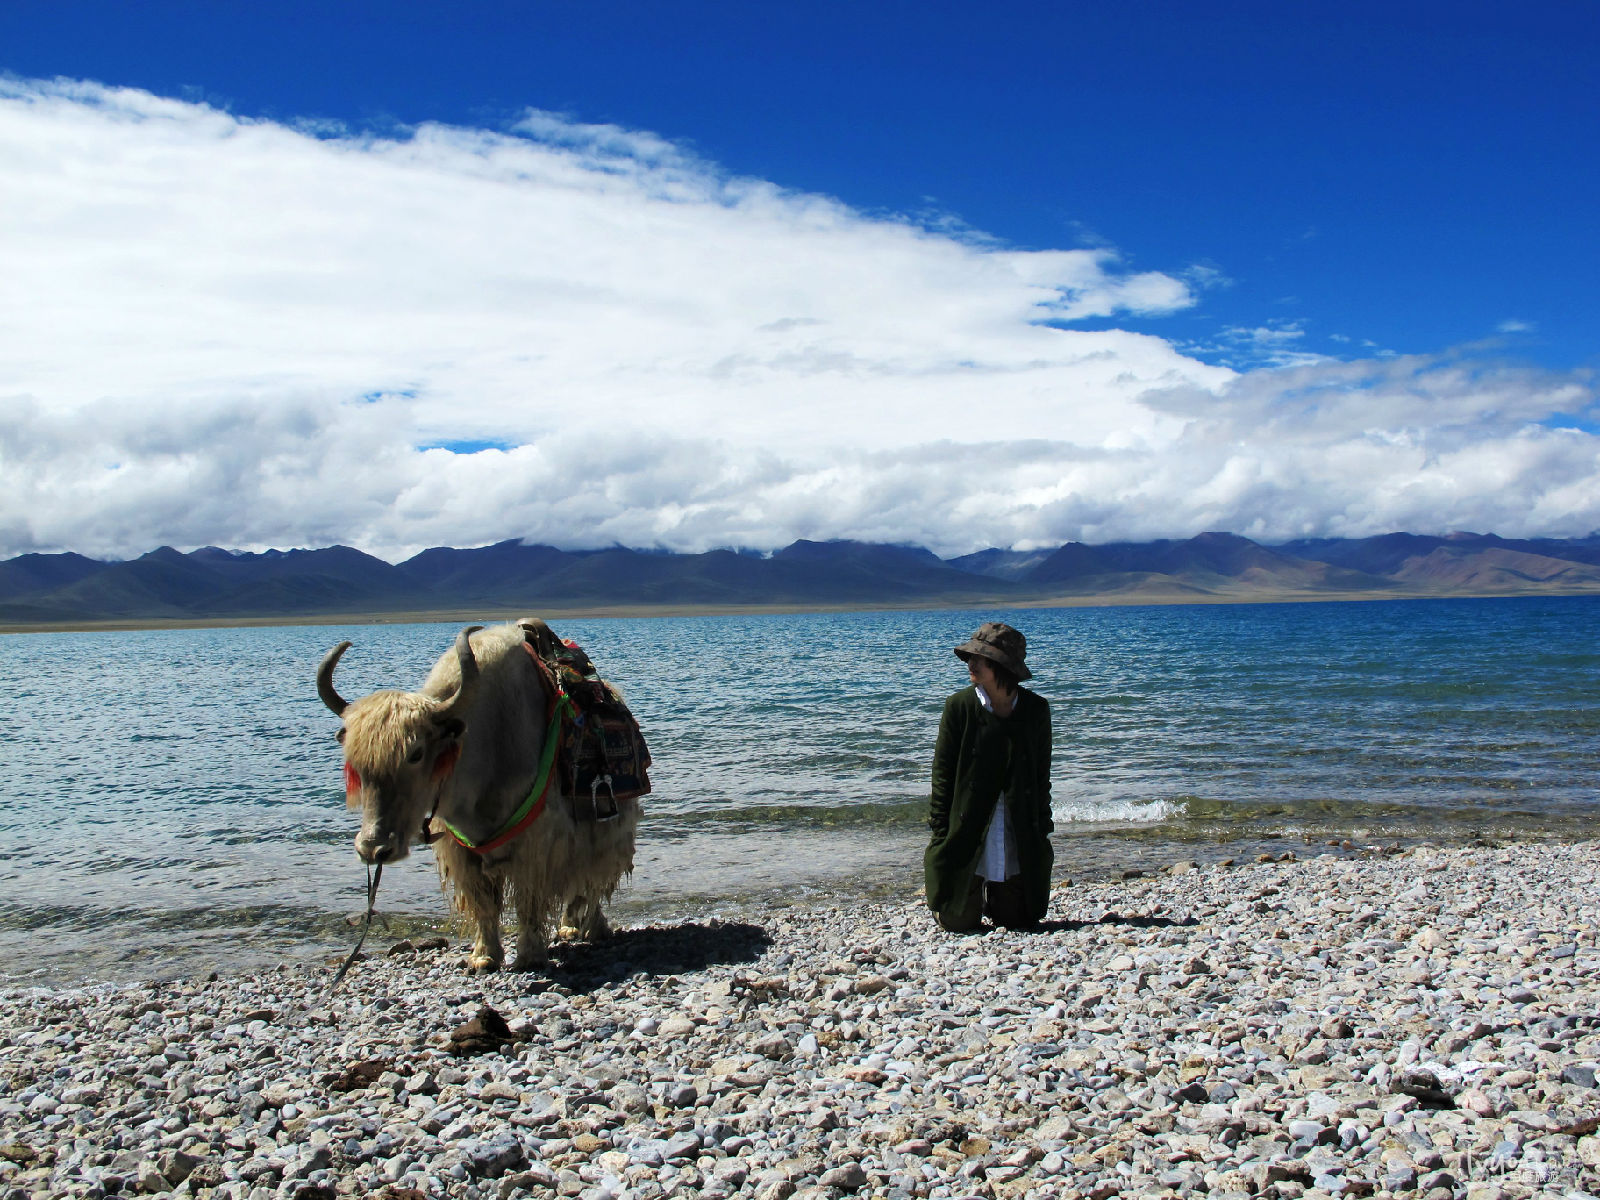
[419,789,446,844]
[417,743,461,845]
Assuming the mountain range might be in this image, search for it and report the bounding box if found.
[3,530,1599,626]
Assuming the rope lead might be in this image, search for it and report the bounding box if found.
[324,861,383,997]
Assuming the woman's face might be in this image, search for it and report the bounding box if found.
[966,655,1006,695]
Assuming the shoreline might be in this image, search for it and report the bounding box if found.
[15,827,1600,996]
[3,584,1599,635]
[5,842,1598,1198]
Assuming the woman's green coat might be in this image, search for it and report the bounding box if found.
[925,685,1054,921]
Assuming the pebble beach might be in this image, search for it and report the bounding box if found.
[4,841,1598,1200]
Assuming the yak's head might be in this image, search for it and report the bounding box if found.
[317,626,480,864]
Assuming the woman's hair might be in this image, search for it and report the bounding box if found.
[988,660,1021,693]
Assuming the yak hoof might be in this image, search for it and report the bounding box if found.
[564,914,612,943]
[558,905,613,943]
[466,954,502,974]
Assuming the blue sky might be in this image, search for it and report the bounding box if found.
[1,2,1597,559]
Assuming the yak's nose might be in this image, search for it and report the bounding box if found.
[355,830,399,863]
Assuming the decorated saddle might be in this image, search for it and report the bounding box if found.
[519,619,652,821]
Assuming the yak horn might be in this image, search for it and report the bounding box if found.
[439,625,483,715]
[317,641,353,715]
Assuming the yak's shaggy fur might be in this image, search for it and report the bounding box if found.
[339,691,438,802]
[434,792,640,959]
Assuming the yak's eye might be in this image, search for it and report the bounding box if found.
[406,744,426,764]
[335,728,346,744]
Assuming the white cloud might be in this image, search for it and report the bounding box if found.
[1136,355,1600,541]
[1,78,1597,562]
[1179,321,1330,372]
[1180,262,1233,292]
[1497,318,1536,333]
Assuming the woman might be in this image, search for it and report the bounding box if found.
[925,622,1054,931]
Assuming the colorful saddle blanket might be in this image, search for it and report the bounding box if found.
[521,621,651,821]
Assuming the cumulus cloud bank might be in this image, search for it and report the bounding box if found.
[1,78,1596,561]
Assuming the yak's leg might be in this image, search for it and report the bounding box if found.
[437,838,506,972]
[559,894,613,942]
[510,887,550,972]
[457,862,506,973]
[470,916,505,973]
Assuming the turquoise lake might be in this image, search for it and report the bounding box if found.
[2,595,1597,987]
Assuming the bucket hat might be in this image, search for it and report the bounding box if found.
[953,622,1031,681]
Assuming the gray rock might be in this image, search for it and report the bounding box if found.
[289,1146,333,1179]
[238,1158,285,1184]
[1287,1119,1326,1141]
[1392,1065,1461,1103]
[154,1149,198,1184]
[610,1081,650,1113]
[1382,1165,1419,1192]
[664,1082,698,1108]
[462,1138,527,1177]
[753,1032,791,1059]
[818,1162,868,1189]
[662,1132,702,1161]
[618,1136,663,1166]
[133,1159,171,1192]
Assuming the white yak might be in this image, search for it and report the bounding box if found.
[317,620,640,972]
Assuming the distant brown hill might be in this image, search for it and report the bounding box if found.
[1013,532,1391,594]
[2,530,1598,626]
[1388,544,1600,589]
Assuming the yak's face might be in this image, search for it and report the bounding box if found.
[337,691,466,864]
[317,626,480,865]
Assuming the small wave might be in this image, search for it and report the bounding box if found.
[650,798,929,831]
[1054,797,1179,824]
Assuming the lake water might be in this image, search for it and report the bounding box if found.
[3,596,1597,987]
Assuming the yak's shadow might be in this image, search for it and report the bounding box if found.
[533,919,772,994]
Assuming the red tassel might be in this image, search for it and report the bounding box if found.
[343,763,361,794]
[432,743,461,780]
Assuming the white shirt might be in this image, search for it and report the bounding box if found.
[973,684,1020,882]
